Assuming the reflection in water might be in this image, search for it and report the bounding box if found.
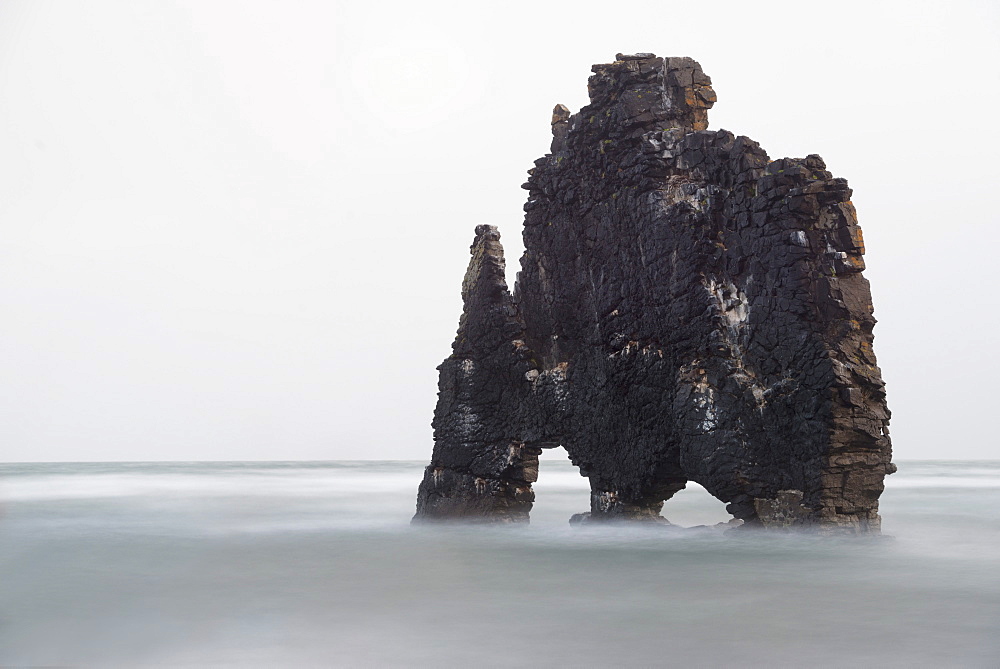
[1,457,998,666]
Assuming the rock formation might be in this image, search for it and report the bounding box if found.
[413,53,894,533]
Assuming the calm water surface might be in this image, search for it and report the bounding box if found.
[1,456,998,666]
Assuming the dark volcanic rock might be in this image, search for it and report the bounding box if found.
[414,54,894,533]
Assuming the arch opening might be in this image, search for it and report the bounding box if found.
[528,446,591,527]
[661,482,736,528]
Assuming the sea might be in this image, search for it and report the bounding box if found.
[1,456,998,667]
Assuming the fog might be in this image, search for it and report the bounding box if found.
[1,0,997,461]
[3,460,999,665]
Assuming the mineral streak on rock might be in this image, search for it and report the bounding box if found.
[414,54,894,533]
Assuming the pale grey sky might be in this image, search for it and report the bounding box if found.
[1,0,997,461]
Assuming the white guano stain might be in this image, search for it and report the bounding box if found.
[706,278,749,331]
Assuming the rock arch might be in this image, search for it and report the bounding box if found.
[413,54,894,533]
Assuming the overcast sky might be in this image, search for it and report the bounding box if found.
[1,0,997,461]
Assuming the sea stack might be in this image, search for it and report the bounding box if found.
[414,53,894,533]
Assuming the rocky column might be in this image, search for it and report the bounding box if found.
[413,226,542,522]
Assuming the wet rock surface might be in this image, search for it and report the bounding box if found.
[414,54,893,533]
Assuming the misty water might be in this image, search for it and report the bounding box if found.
[1,457,998,667]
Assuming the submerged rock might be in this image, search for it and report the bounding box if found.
[413,54,894,533]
